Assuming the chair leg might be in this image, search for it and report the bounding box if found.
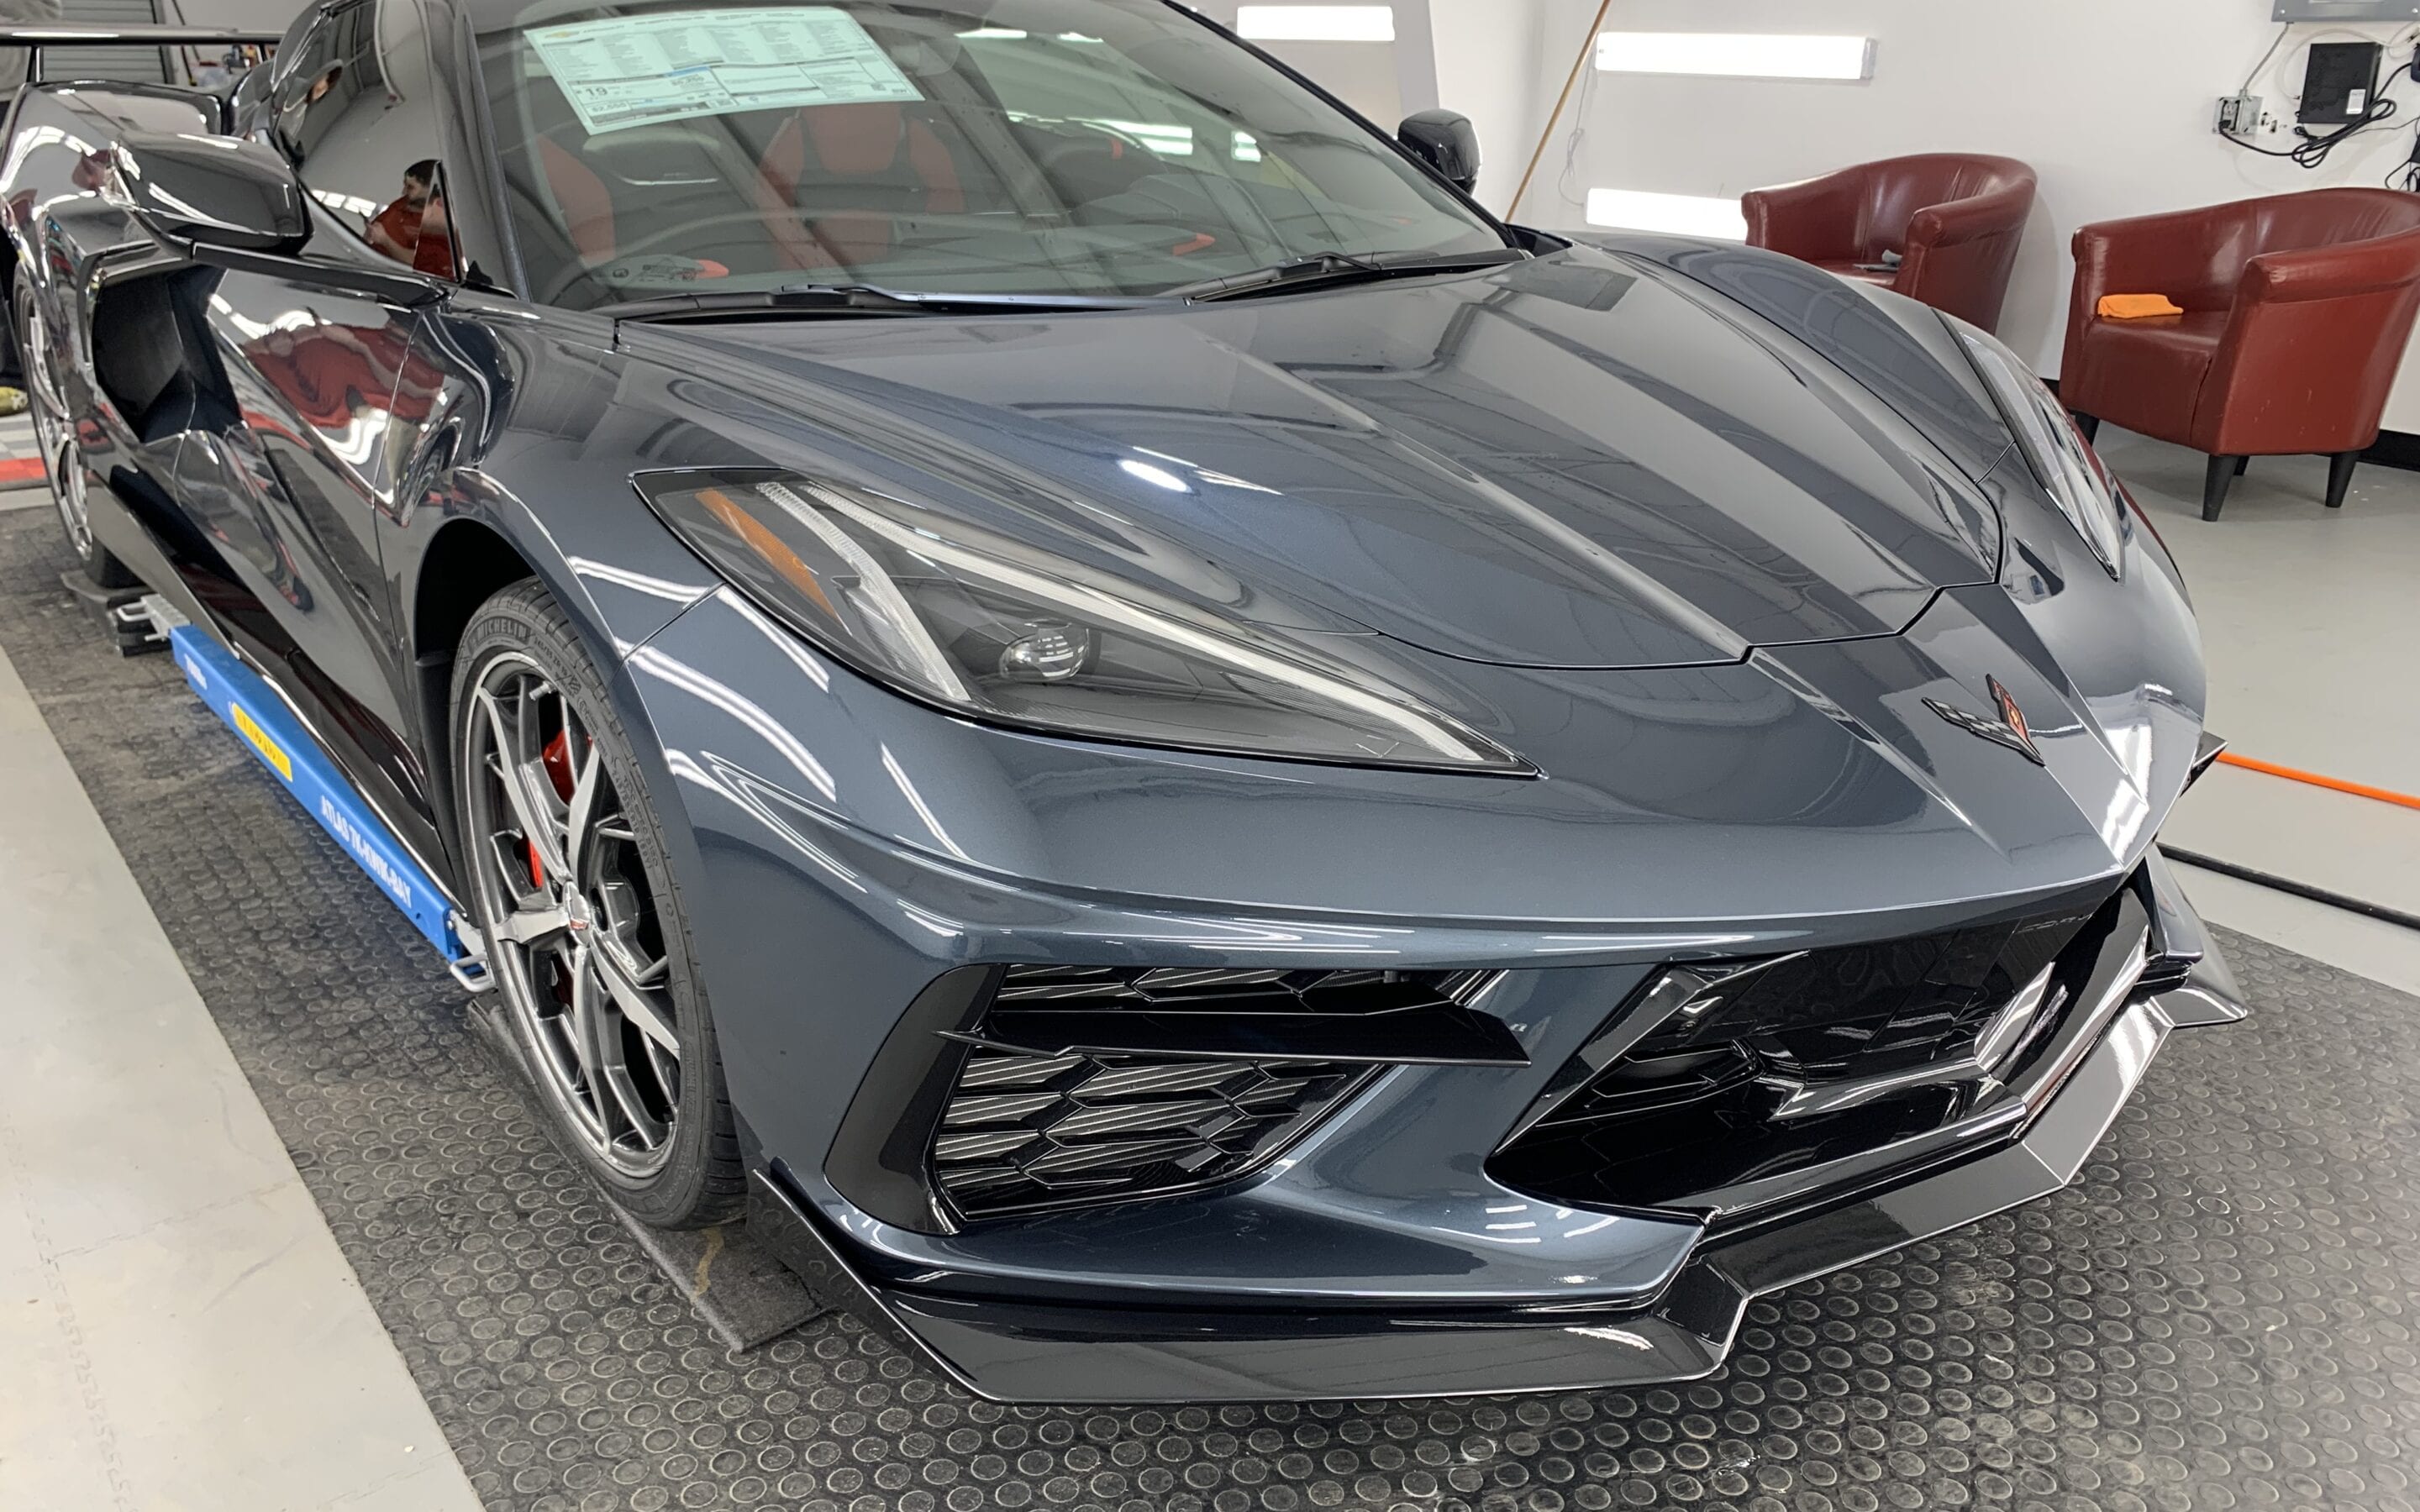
[2234,455,2249,475]
[2072,412,2101,444]
[2202,455,2239,522]
[2326,451,2359,509]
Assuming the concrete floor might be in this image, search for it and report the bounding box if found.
[0,625,482,1508]
[2098,429,2420,995]
[0,421,2412,1506]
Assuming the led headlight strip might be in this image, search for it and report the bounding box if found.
[639,470,1529,775]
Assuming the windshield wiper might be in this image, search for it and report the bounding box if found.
[1162,248,1531,304]
[602,284,1152,322]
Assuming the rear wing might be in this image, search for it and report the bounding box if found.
[0,25,280,90]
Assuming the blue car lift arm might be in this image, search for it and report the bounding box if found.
[151,596,492,991]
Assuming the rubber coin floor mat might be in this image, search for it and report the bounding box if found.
[4,511,2418,1512]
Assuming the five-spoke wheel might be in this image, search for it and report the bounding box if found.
[13,277,134,586]
[466,652,684,1174]
[453,581,743,1225]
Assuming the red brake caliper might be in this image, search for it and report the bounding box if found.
[529,728,577,888]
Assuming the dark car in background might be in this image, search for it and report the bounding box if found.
[3,0,2241,1402]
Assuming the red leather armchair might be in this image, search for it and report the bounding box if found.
[2062,188,2420,521]
[1743,154,2037,332]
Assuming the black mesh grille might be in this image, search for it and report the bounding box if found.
[932,1048,1372,1220]
[1490,885,2126,1213]
[1627,904,2091,1077]
[921,965,1492,1221]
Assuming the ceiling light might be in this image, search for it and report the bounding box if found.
[1236,6,1397,43]
[1596,32,1876,81]
[1585,189,1748,240]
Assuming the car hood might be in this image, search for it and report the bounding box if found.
[624,245,2007,670]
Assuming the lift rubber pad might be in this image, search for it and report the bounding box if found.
[6,512,2420,1512]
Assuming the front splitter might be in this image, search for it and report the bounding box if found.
[749,956,2244,1405]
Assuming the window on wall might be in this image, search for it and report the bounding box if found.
[1585,189,1747,241]
[1594,33,1876,82]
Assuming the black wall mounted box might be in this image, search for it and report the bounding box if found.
[2302,41,2385,124]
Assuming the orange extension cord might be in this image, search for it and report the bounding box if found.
[2165,753,2420,933]
[2214,752,2420,812]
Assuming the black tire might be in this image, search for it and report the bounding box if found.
[450,578,744,1227]
[12,276,138,589]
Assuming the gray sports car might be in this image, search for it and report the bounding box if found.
[3,0,2240,1404]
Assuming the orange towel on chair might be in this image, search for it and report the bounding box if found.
[2097,293,2184,319]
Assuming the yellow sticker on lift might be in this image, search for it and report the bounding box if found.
[230,701,293,781]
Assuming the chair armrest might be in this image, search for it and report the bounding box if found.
[1742,166,1869,262]
[2239,229,2420,305]
[1908,181,2033,250]
[2197,224,2420,454]
[2070,202,2257,307]
[2063,203,2252,401]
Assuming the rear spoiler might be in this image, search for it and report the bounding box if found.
[0,26,280,86]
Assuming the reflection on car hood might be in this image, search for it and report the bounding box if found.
[631,245,2007,670]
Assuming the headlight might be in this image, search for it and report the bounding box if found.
[638,470,1528,774]
[1949,318,2129,579]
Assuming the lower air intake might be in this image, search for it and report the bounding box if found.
[1490,881,2129,1215]
[920,965,1516,1221]
[933,1048,1372,1220]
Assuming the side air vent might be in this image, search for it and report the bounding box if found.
[925,967,1516,1222]
[932,1047,1375,1220]
[829,966,1523,1231]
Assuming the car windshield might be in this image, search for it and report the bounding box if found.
[476,0,1510,310]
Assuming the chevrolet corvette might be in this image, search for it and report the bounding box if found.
[2,0,2242,1403]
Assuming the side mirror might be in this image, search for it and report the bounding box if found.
[1398,109,1481,195]
[112,130,308,255]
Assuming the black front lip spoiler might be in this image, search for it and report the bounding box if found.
[750,945,2245,1404]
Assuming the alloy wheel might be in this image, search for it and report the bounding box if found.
[14,286,93,557]
[464,654,684,1177]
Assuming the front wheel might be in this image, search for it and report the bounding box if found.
[451,578,744,1227]
[12,276,136,589]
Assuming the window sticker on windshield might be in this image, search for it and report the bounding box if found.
[526,7,921,134]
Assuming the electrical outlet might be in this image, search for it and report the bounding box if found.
[2217,91,2264,133]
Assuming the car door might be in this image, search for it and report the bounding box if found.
[177,0,457,845]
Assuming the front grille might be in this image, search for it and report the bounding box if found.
[1490,883,2127,1214]
[932,1047,1373,1220]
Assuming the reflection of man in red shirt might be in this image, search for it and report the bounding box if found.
[367,159,455,278]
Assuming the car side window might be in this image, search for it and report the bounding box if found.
[276,0,460,282]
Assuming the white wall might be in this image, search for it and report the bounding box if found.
[1495,0,2420,428]
[1431,0,1553,217]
